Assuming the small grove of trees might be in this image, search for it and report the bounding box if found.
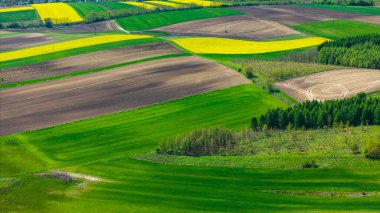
[251,93,380,130]
[316,34,380,69]
[156,128,238,156]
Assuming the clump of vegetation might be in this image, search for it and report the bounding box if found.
[252,93,380,130]
[301,160,318,169]
[233,59,337,84]
[157,126,380,157]
[317,34,380,69]
[156,128,238,156]
[363,140,380,159]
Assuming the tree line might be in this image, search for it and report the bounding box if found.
[316,34,380,69]
[312,0,375,6]
[251,93,380,130]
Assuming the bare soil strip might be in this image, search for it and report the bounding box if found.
[0,56,249,135]
[235,5,380,25]
[0,33,55,52]
[275,69,380,102]
[0,42,181,84]
[155,15,300,39]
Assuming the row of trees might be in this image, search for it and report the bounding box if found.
[312,0,375,6]
[251,93,380,130]
[316,34,380,69]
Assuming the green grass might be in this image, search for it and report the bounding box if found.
[292,20,380,39]
[116,8,244,31]
[2,84,380,212]
[96,1,138,10]
[0,53,191,89]
[0,9,39,24]
[0,37,163,70]
[0,32,23,38]
[299,4,380,15]
[369,90,380,98]
[66,2,108,18]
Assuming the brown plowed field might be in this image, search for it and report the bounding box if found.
[0,33,55,51]
[1,42,182,84]
[0,56,249,135]
[275,69,380,102]
[155,15,300,39]
[235,5,380,25]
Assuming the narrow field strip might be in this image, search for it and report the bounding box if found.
[172,37,328,54]
[116,8,243,31]
[170,0,223,7]
[0,33,56,52]
[0,34,151,62]
[0,6,34,13]
[32,3,83,24]
[146,1,186,8]
[0,9,39,24]
[122,1,157,10]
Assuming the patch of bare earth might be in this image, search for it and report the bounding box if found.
[0,42,182,84]
[155,15,300,40]
[0,56,249,135]
[234,5,380,25]
[275,69,380,102]
[0,33,56,52]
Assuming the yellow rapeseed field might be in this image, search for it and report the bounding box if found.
[123,2,157,10]
[0,6,34,13]
[0,34,152,62]
[170,0,223,7]
[32,3,83,24]
[146,1,186,8]
[172,37,329,54]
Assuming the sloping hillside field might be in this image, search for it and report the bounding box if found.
[156,15,300,39]
[1,42,182,84]
[0,33,55,51]
[275,69,380,102]
[0,34,151,62]
[0,56,249,135]
[32,3,83,24]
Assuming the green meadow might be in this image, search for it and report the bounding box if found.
[0,9,39,24]
[66,2,108,18]
[299,4,380,15]
[116,8,244,31]
[2,83,380,212]
[292,20,380,39]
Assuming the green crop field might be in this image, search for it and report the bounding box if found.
[299,4,380,15]
[116,8,244,31]
[96,1,139,10]
[0,37,162,70]
[292,20,380,39]
[66,2,108,18]
[0,9,39,24]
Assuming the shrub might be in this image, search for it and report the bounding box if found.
[363,140,380,159]
[301,160,318,169]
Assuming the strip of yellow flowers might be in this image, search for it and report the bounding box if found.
[32,3,83,24]
[0,34,152,62]
[172,37,330,54]
[123,2,158,10]
[0,6,34,13]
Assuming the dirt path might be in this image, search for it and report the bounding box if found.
[275,69,380,102]
[155,15,300,40]
[1,42,182,84]
[234,5,380,25]
[0,56,249,135]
